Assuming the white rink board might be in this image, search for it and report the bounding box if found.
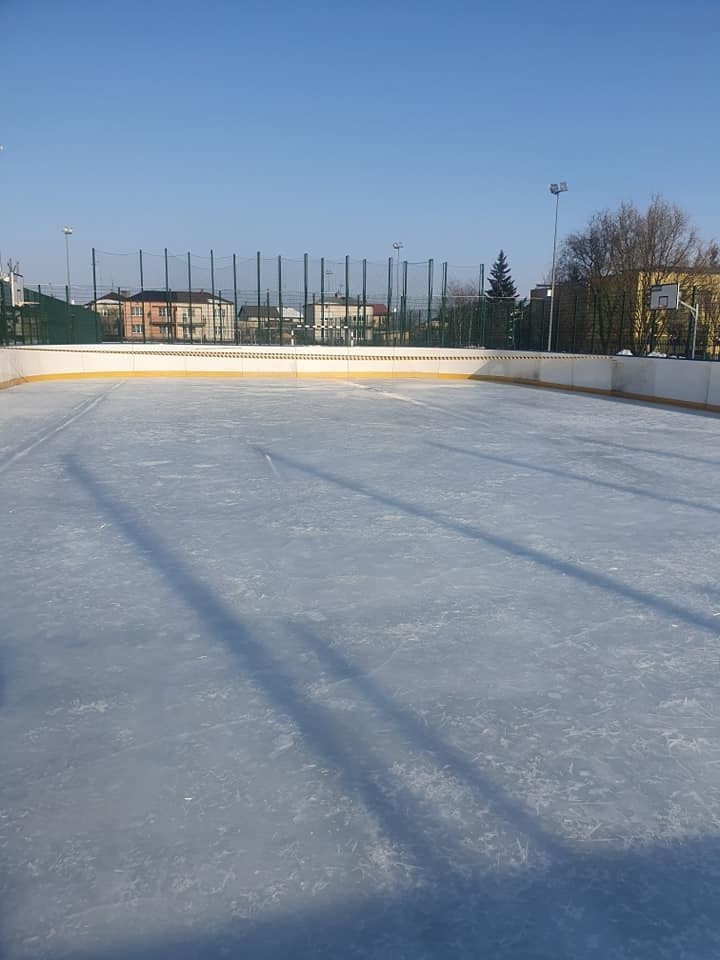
[2,345,720,411]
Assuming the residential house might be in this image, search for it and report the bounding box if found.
[237,304,281,344]
[124,290,235,342]
[303,296,376,344]
[236,304,306,344]
[87,291,130,339]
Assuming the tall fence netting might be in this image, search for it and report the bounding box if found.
[6,248,717,359]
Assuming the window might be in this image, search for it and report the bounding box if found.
[131,306,142,317]
[159,307,168,317]
[131,324,143,335]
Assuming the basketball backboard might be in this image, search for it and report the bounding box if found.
[649,282,679,311]
[6,272,24,307]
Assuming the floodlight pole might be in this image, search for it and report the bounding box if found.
[547,183,568,352]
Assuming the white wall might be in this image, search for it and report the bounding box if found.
[1,345,718,411]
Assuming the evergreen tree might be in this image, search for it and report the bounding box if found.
[486,250,517,299]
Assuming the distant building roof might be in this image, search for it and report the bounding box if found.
[126,290,233,305]
[305,298,384,310]
[238,304,280,319]
[86,291,130,306]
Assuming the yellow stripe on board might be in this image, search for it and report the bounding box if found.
[2,366,718,413]
[0,377,28,392]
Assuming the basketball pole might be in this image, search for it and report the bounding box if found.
[650,283,700,360]
[679,299,700,359]
[677,293,700,360]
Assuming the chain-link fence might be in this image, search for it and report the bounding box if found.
[540,285,718,358]
[15,249,720,359]
[44,250,499,348]
[1,279,101,346]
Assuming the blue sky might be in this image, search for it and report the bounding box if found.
[2,0,719,297]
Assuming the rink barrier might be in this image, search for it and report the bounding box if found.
[1,345,719,412]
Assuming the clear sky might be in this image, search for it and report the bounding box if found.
[2,0,719,297]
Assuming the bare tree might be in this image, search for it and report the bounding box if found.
[445,281,479,345]
[558,196,719,353]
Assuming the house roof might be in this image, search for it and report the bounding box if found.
[313,295,358,305]
[86,291,130,305]
[238,305,280,318]
[305,298,384,310]
[126,290,233,305]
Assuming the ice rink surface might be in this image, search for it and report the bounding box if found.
[2,377,720,959]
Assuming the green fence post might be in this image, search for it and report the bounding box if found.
[113,286,121,341]
[479,264,485,346]
[233,254,239,344]
[440,260,447,346]
[386,257,393,346]
[427,259,434,345]
[187,252,193,344]
[139,250,147,342]
[0,276,6,345]
[91,247,100,342]
[571,294,578,353]
[344,255,350,346]
[278,254,284,346]
[210,249,217,341]
[362,258,367,343]
[475,265,484,347]
[320,257,325,344]
[256,252,262,343]
[38,285,43,344]
[303,254,309,337]
[65,276,70,343]
[164,248,172,343]
[401,260,408,344]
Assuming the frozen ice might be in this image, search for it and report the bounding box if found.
[1,377,720,959]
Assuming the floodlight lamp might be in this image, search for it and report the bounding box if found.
[62,226,73,236]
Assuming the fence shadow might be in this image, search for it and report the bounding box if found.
[257,447,719,636]
[569,435,720,469]
[71,834,720,959]
[426,439,720,518]
[48,453,720,960]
